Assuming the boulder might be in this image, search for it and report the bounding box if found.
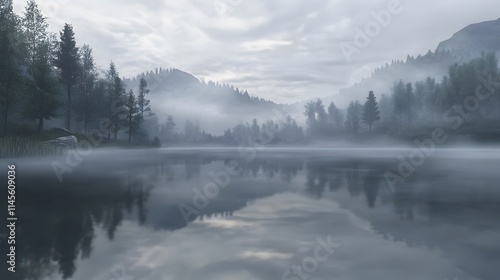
[43,136,78,149]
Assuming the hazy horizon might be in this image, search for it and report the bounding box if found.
[11,0,500,103]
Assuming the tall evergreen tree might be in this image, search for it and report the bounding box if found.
[23,39,60,131]
[392,80,406,132]
[111,76,125,140]
[362,91,381,131]
[22,0,48,64]
[123,89,140,144]
[328,101,343,132]
[315,99,328,133]
[0,0,21,133]
[21,0,60,132]
[77,44,97,134]
[251,118,260,141]
[304,101,317,137]
[106,62,118,139]
[406,82,413,131]
[345,101,362,134]
[137,77,151,118]
[161,115,176,142]
[55,23,80,131]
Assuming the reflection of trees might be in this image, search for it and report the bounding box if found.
[302,158,500,280]
[304,160,384,206]
[185,158,202,180]
[306,161,328,198]
[226,158,303,182]
[17,152,500,280]
[16,172,152,280]
[346,162,362,197]
[159,154,500,280]
[328,166,345,193]
[385,182,500,280]
[392,184,417,221]
[363,170,382,208]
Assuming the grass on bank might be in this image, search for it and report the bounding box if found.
[0,136,68,158]
[0,124,162,158]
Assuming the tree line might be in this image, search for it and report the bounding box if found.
[0,0,153,144]
[153,50,500,146]
[304,52,500,138]
[148,115,305,145]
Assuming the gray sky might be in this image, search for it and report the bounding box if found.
[12,0,500,104]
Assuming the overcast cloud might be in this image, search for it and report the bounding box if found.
[12,0,500,103]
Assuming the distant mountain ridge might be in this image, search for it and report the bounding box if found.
[122,17,500,131]
[307,17,500,111]
[437,18,500,59]
[123,68,283,134]
[124,68,277,109]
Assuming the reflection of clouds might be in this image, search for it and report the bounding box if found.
[68,193,473,280]
[240,250,292,260]
[198,218,253,229]
[13,149,498,280]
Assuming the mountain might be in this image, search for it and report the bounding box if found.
[437,18,500,60]
[124,18,500,131]
[306,18,500,112]
[123,68,283,134]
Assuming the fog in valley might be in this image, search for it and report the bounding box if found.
[1,1,500,280]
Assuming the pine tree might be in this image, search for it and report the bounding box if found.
[304,101,317,137]
[392,80,405,131]
[405,83,413,131]
[77,44,97,135]
[251,119,260,141]
[22,0,48,64]
[137,78,151,118]
[0,0,21,133]
[162,115,176,142]
[363,91,380,131]
[362,91,381,131]
[55,23,80,131]
[21,0,60,132]
[111,76,125,140]
[328,102,343,132]
[106,62,121,140]
[123,89,140,144]
[346,101,362,134]
[23,40,61,131]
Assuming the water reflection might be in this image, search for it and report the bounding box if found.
[10,172,151,280]
[3,149,500,280]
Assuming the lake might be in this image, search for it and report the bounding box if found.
[1,147,500,280]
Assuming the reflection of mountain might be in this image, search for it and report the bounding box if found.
[11,152,500,280]
[144,156,304,232]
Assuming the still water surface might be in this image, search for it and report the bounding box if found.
[2,147,500,280]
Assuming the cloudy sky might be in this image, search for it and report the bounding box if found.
[12,0,500,103]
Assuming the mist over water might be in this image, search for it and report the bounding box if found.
[3,1,500,280]
[2,147,500,280]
